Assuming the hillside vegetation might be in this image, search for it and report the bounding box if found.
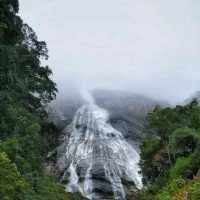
[0,0,85,199]
[136,100,200,200]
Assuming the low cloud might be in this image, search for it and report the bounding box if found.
[20,0,200,103]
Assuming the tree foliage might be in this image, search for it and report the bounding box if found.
[0,1,85,199]
[0,152,28,200]
[137,100,200,200]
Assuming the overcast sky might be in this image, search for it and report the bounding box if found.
[19,0,200,103]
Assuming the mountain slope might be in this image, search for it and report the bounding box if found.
[92,89,163,141]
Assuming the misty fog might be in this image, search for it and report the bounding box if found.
[19,0,200,103]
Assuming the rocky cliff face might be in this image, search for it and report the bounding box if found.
[47,89,84,130]
[55,91,142,200]
[48,89,164,199]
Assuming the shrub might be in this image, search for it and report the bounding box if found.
[169,157,194,180]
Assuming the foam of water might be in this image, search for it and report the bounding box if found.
[58,91,143,199]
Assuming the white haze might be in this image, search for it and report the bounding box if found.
[19,0,200,103]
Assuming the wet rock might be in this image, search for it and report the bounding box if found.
[55,91,143,199]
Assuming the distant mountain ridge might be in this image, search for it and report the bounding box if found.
[92,89,164,141]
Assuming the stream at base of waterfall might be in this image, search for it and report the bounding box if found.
[57,91,143,200]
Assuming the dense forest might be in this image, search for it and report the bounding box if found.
[136,100,200,200]
[0,0,85,199]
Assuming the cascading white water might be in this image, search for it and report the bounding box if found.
[57,91,143,199]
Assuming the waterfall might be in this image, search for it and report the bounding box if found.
[57,91,143,199]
